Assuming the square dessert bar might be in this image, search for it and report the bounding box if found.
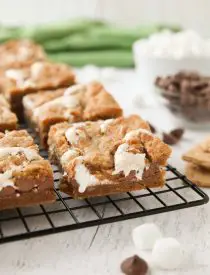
[48,115,171,198]
[0,95,18,132]
[23,82,123,148]
[0,40,46,69]
[0,130,55,210]
[0,61,76,120]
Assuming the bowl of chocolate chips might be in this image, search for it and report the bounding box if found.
[155,71,210,127]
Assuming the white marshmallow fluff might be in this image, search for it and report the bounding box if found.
[0,147,40,191]
[113,143,145,179]
[65,123,86,145]
[61,149,79,165]
[5,69,24,82]
[64,84,86,96]
[0,170,15,191]
[33,95,79,119]
[30,62,44,79]
[0,147,40,162]
[152,237,184,269]
[74,157,99,193]
[132,223,162,250]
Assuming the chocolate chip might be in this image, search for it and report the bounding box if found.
[121,255,148,275]
[148,122,156,133]
[170,128,184,140]
[162,132,178,145]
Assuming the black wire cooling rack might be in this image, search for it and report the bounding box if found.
[0,128,209,244]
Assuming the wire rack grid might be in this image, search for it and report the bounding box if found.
[0,128,208,244]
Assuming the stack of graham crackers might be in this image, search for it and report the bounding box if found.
[183,138,210,187]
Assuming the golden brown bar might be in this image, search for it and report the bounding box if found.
[0,61,76,120]
[0,40,46,69]
[48,115,171,198]
[23,82,123,148]
[0,130,55,210]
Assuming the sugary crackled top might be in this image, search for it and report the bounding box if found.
[48,115,171,193]
[24,82,122,123]
[0,60,75,92]
[0,40,46,69]
[0,130,45,192]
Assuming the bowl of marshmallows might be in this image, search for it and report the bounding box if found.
[133,30,210,91]
[133,30,210,126]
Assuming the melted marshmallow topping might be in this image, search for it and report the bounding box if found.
[113,143,146,180]
[0,147,41,191]
[64,84,86,96]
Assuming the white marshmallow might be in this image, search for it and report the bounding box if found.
[0,147,40,161]
[0,170,15,191]
[113,143,145,179]
[61,149,79,165]
[30,62,44,79]
[132,223,162,250]
[33,95,79,119]
[74,157,99,193]
[78,65,101,83]
[134,30,210,59]
[5,69,24,81]
[65,124,86,145]
[0,148,40,192]
[64,84,86,96]
[152,237,184,269]
[100,67,117,81]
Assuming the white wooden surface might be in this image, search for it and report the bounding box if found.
[0,70,210,275]
[0,0,210,35]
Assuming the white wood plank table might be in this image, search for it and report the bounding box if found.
[0,70,209,275]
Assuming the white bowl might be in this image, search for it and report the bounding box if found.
[133,42,210,92]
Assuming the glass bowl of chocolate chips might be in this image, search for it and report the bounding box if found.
[155,71,210,128]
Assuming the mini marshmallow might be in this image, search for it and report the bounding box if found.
[134,30,210,59]
[78,65,101,83]
[101,67,117,81]
[132,223,162,250]
[152,237,184,269]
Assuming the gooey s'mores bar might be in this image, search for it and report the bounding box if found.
[0,95,18,132]
[0,40,46,69]
[48,116,171,198]
[0,130,55,210]
[23,82,123,148]
[0,61,76,119]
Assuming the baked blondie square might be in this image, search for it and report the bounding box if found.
[0,40,46,69]
[0,130,55,210]
[0,95,18,132]
[0,61,76,120]
[48,115,171,198]
[23,82,123,148]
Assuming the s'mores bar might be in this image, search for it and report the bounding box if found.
[48,116,171,198]
[0,40,46,69]
[0,61,76,119]
[0,95,18,132]
[23,82,123,148]
[0,130,55,210]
